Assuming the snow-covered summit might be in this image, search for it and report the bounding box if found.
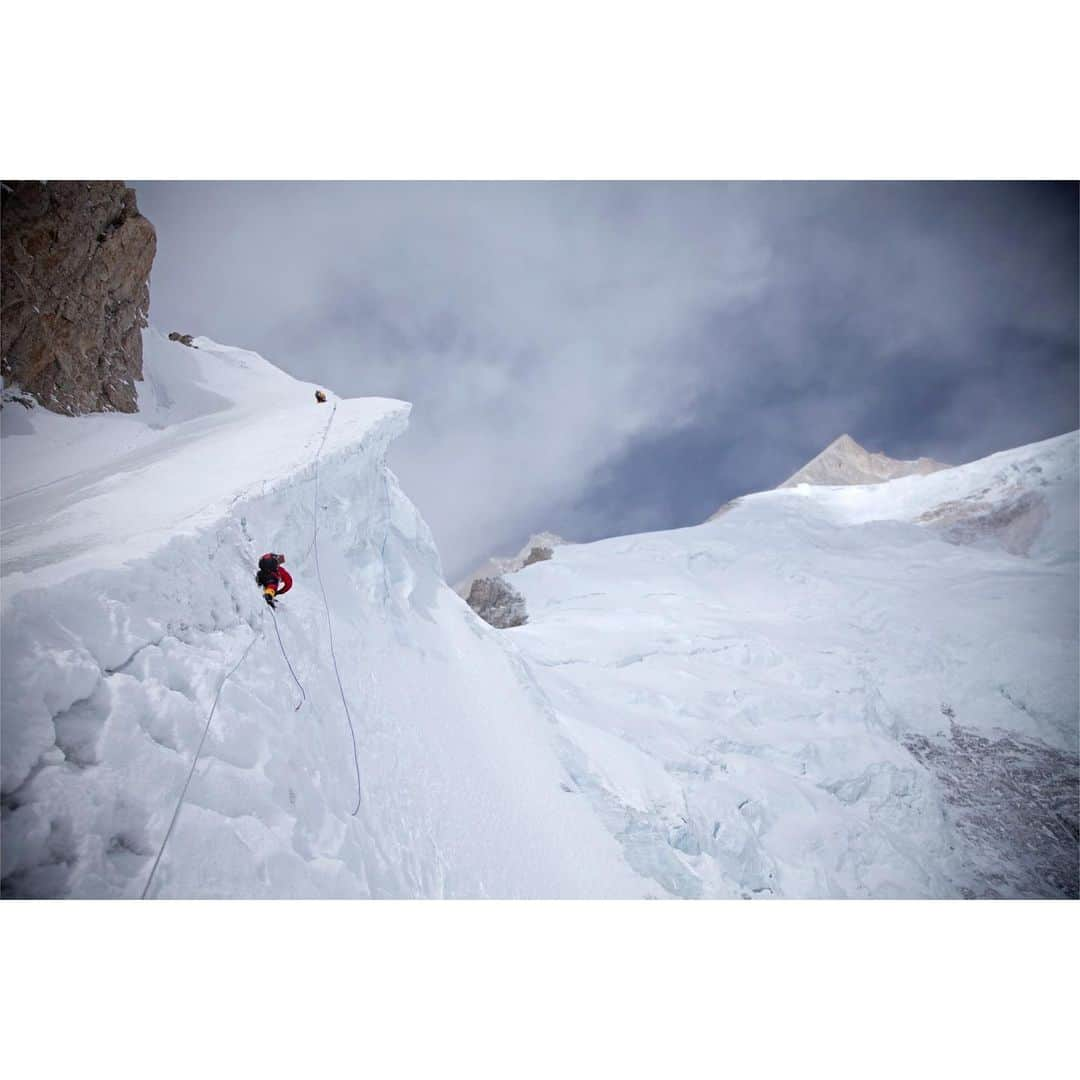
[779,432,950,488]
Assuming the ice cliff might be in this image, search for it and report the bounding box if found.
[2,330,1076,899]
[0,331,645,898]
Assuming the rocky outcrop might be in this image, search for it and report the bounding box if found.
[1,181,156,415]
[917,489,1051,556]
[779,434,949,488]
[455,531,569,597]
[168,332,196,348]
[466,576,528,628]
[460,534,566,625]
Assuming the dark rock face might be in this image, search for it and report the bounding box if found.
[1,181,156,415]
[903,722,1079,899]
[466,576,528,628]
[168,331,196,347]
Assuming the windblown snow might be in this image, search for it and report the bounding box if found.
[2,331,1077,898]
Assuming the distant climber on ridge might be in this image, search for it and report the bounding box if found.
[315,389,327,404]
[256,552,292,608]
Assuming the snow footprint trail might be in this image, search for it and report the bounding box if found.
[140,624,263,899]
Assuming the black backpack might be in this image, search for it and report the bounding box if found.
[256,554,280,587]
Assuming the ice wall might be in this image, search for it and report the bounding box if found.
[1,340,645,898]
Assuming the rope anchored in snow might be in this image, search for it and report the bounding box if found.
[141,402,363,896]
[140,625,262,899]
[270,606,306,711]
[312,403,364,814]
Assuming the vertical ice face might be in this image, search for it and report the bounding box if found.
[3,329,1075,899]
[0,333,647,899]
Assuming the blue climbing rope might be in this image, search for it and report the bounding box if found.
[140,623,262,899]
[311,404,364,814]
[142,402,368,896]
[270,605,306,711]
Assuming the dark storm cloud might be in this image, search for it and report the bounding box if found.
[134,181,1078,579]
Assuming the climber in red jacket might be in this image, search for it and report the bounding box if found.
[255,552,292,608]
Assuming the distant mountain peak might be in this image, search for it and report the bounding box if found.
[779,433,950,489]
[828,433,860,451]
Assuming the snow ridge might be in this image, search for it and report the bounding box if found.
[1,333,645,899]
[508,429,1078,898]
[4,330,1075,899]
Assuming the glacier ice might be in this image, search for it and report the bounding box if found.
[0,331,646,898]
[508,430,1079,898]
[2,329,1076,899]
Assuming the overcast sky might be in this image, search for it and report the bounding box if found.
[134,181,1078,581]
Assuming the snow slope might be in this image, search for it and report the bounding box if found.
[508,432,1079,898]
[1,331,646,898]
[3,330,1075,899]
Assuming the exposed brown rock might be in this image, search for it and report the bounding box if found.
[454,531,569,597]
[916,489,1051,556]
[168,331,196,348]
[465,576,528,628]
[778,433,949,488]
[521,545,553,567]
[1,181,156,415]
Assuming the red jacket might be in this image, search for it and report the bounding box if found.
[259,553,293,596]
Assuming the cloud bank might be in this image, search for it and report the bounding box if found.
[135,182,1078,579]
